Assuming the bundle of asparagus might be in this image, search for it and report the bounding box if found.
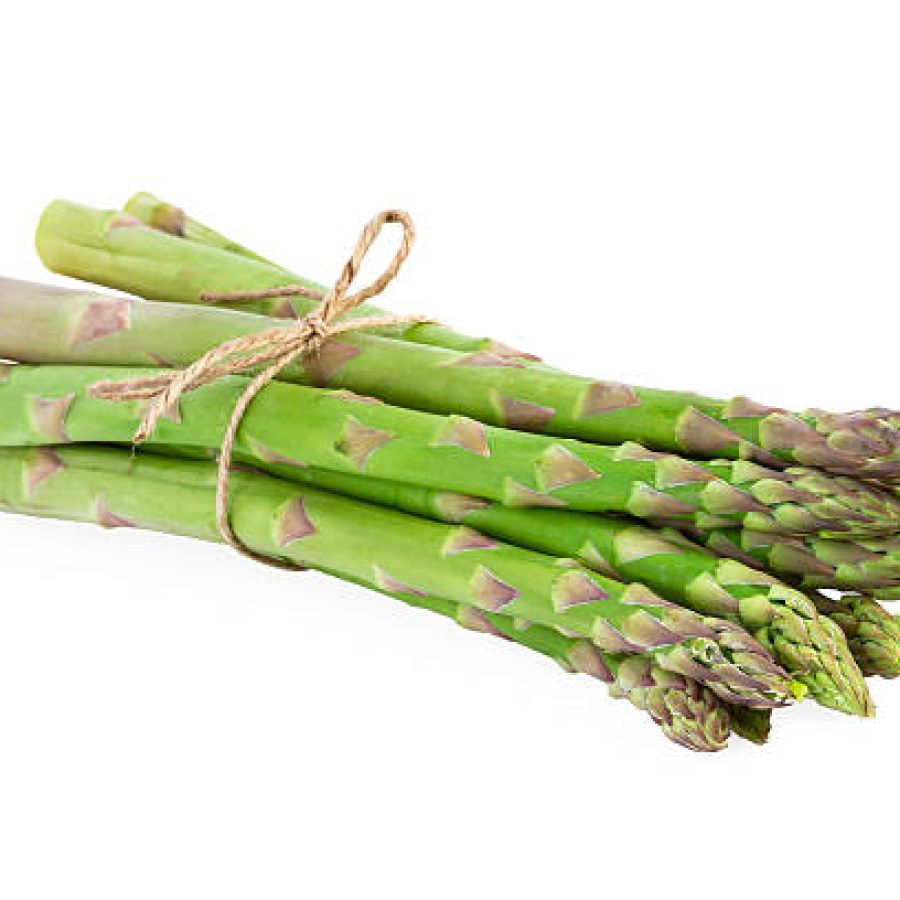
[0,192,897,753]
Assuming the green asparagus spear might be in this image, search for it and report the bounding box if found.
[455,605,732,752]
[0,279,871,708]
[0,357,894,540]
[0,427,796,710]
[725,707,772,745]
[415,596,751,748]
[7,276,898,540]
[809,593,900,679]
[38,204,789,462]
[38,199,508,356]
[0,444,731,751]
[0,443,780,722]
[157,456,864,715]
[0,266,895,542]
[124,192,275,266]
[103,193,900,482]
[693,526,900,594]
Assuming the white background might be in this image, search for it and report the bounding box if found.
[1,2,897,898]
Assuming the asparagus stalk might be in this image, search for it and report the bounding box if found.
[0,288,871,706]
[455,605,732,751]
[124,192,276,267]
[462,588,762,745]
[39,199,515,357]
[8,447,736,752]
[0,445,732,750]
[695,526,900,594]
[164,457,866,715]
[38,205,795,461]
[0,442,756,741]
[89,192,900,483]
[809,594,900,679]
[0,330,895,540]
[724,707,772,745]
[0,422,798,706]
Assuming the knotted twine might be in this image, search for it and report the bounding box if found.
[91,209,433,567]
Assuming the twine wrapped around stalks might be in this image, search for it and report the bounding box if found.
[91,210,433,565]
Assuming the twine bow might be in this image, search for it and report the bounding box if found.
[91,209,432,565]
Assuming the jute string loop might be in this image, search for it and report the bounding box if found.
[91,209,433,566]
